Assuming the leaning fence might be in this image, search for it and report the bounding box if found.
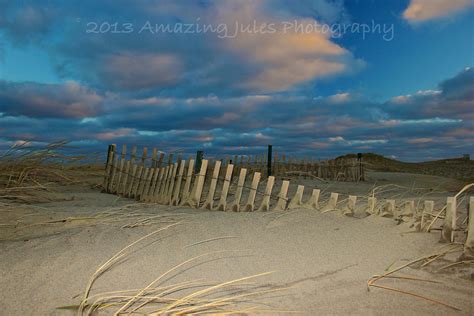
[102,143,473,259]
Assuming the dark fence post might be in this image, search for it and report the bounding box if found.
[105,144,114,168]
[195,150,204,174]
[267,145,272,177]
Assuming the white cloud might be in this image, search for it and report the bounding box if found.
[328,136,345,142]
[381,118,462,126]
[327,136,388,146]
[390,90,441,103]
[216,3,358,92]
[80,117,99,124]
[348,139,387,145]
[403,0,474,23]
[327,92,351,104]
[138,130,160,136]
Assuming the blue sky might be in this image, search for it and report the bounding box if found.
[0,0,473,161]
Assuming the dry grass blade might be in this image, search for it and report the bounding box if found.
[372,275,442,284]
[368,283,461,311]
[157,271,275,314]
[78,250,289,315]
[369,244,461,286]
[437,260,474,271]
[0,141,103,204]
[367,246,463,312]
[183,236,239,248]
[74,227,288,316]
[78,221,183,314]
[124,280,213,314]
[169,285,292,315]
[113,249,248,315]
[425,183,474,232]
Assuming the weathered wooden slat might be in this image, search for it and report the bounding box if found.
[441,197,457,243]
[230,168,247,212]
[216,164,234,211]
[131,166,144,198]
[130,147,148,197]
[115,144,127,194]
[321,193,339,213]
[244,172,261,212]
[257,176,275,211]
[400,200,415,217]
[136,167,150,200]
[126,164,138,198]
[145,167,160,202]
[365,197,377,216]
[132,166,144,198]
[420,200,434,231]
[165,163,178,204]
[171,160,186,205]
[379,199,395,217]
[343,195,357,216]
[108,154,119,193]
[141,167,155,201]
[157,165,171,203]
[180,159,195,205]
[273,180,289,211]
[151,167,166,202]
[202,160,222,210]
[288,185,304,209]
[103,144,116,191]
[119,160,131,195]
[182,159,208,208]
[303,189,320,210]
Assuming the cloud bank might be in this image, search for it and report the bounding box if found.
[0,1,473,161]
[1,68,472,161]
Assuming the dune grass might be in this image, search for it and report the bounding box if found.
[0,141,102,204]
[74,223,292,315]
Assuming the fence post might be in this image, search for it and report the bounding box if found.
[267,145,272,177]
[195,150,204,174]
[103,144,115,191]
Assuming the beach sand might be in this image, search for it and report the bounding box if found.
[0,172,473,315]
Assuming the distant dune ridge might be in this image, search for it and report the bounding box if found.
[337,153,474,182]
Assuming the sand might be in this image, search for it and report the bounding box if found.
[0,172,473,315]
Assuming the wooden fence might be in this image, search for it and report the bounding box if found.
[210,153,364,181]
[102,143,473,258]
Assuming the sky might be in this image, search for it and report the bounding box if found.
[0,0,473,161]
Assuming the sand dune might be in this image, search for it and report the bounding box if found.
[0,172,473,315]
